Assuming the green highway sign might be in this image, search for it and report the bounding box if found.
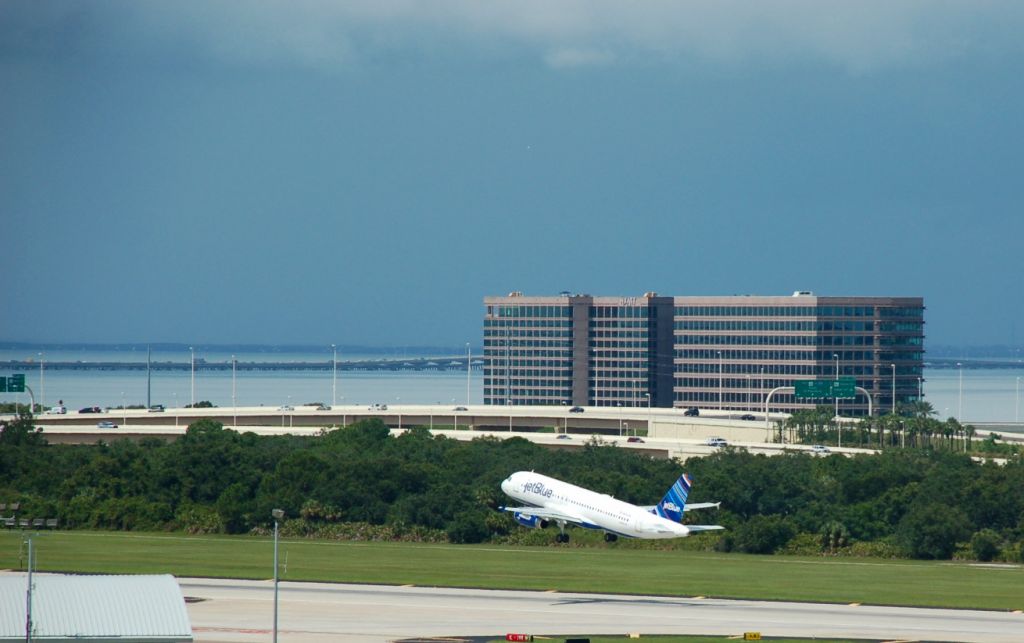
[794,378,857,399]
[833,377,856,399]
[9,374,26,392]
[794,380,834,398]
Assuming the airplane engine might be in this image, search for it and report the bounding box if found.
[514,512,548,529]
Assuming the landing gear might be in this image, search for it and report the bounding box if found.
[556,532,570,544]
[603,533,618,543]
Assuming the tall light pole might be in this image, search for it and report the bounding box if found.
[717,351,723,410]
[890,364,896,415]
[272,508,284,643]
[189,346,195,407]
[1016,376,1020,424]
[466,343,472,407]
[957,362,963,421]
[38,352,44,412]
[25,534,35,642]
[331,344,337,407]
[231,355,237,427]
[746,374,751,412]
[645,392,651,434]
[121,391,126,426]
[833,353,839,419]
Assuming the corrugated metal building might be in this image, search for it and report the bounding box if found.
[0,573,192,642]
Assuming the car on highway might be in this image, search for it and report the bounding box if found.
[739,414,756,421]
[315,404,331,411]
[811,444,831,454]
[556,434,572,439]
[453,406,468,411]
[148,405,165,412]
[45,406,67,415]
[683,407,700,416]
[568,406,584,413]
[626,436,645,443]
[277,405,294,411]
[79,406,102,414]
[368,403,388,411]
[705,437,728,447]
[96,421,118,429]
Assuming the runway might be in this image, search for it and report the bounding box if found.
[182,577,1023,643]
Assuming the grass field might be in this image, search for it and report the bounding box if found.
[2,530,1022,611]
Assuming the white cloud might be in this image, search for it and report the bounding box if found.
[8,0,1024,73]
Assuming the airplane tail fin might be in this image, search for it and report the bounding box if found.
[651,473,692,523]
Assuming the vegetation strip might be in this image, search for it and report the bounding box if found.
[1,532,1020,611]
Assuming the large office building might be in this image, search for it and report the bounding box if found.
[483,291,924,416]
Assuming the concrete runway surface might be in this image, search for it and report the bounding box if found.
[182,577,1023,643]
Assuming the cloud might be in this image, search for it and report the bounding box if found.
[4,0,1023,73]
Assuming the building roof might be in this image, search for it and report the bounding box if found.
[0,572,192,642]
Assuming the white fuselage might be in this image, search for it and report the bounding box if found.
[501,471,690,539]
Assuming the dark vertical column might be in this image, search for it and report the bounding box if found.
[570,297,592,406]
[650,297,674,408]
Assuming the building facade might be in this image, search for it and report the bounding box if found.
[483,291,924,416]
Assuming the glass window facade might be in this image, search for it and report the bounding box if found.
[485,294,925,415]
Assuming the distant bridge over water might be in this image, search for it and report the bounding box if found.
[0,357,480,373]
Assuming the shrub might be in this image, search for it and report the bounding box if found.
[970,529,1002,562]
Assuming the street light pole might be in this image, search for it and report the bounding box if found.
[645,392,651,434]
[232,355,237,427]
[38,352,44,412]
[957,362,963,421]
[466,343,471,407]
[271,508,284,643]
[891,364,896,415]
[332,344,337,407]
[717,351,723,410]
[1016,376,1020,424]
[833,353,839,419]
[189,346,195,407]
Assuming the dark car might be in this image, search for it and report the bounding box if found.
[626,436,645,443]
[148,404,165,412]
[683,407,700,417]
[568,406,584,413]
[739,414,756,421]
[79,406,102,414]
[453,406,468,411]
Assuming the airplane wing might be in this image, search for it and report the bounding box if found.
[640,501,720,512]
[500,505,587,525]
[685,525,725,533]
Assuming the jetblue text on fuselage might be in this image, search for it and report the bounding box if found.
[524,481,554,498]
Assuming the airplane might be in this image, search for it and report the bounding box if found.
[499,471,723,543]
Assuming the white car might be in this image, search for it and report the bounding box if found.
[45,406,67,415]
[278,405,295,411]
[705,437,728,447]
[811,444,831,454]
[97,421,118,429]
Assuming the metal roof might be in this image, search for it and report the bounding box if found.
[0,572,192,642]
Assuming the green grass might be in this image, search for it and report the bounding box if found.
[2,531,1022,611]
[487,638,864,643]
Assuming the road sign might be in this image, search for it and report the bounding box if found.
[794,378,856,399]
[794,380,833,398]
[7,374,25,393]
[833,377,856,399]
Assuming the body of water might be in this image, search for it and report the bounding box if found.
[2,349,1022,423]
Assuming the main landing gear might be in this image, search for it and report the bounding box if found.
[556,533,570,543]
[603,533,618,542]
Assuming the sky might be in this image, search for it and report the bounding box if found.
[2,1,1023,348]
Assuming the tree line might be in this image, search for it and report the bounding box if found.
[1,410,1022,561]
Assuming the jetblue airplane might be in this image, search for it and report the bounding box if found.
[500,471,723,543]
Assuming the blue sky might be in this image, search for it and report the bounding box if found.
[2,1,1023,348]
